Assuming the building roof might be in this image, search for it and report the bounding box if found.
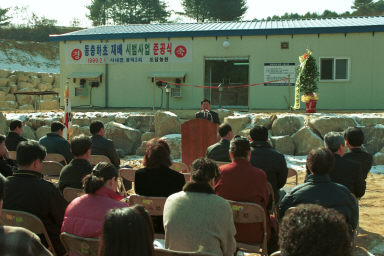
[50,16,384,41]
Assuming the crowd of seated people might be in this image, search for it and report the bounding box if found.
[0,115,373,256]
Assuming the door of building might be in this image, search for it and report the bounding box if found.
[204,58,249,107]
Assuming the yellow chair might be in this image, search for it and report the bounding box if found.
[89,155,111,166]
[45,153,67,165]
[7,151,16,160]
[267,182,278,218]
[119,168,136,183]
[0,209,56,255]
[183,173,191,183]
[60,232,99,256]
[228,200,268,256]
[41,161,64,177]
[63,187,85,203]
[287,168,298,185]
[155,248,212,256]
[170,162,189,173]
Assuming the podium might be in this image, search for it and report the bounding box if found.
[181,119,219,167]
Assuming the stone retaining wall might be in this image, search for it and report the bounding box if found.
[0,69,60,111]
[2,111,384,165]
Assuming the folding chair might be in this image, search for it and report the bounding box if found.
[183,173,191,183]
[119,168,136,183]
[128,194,167,239]
[60,232,99,256]
[270,251,282,256]
[267,182,278,218]
[45,153,67,165]
[170,162,189,173]
[287,168,298,185]
[41,161,63,177]
[63,187,85,202]
[228,200,268,256]
[155,248,212,256]
[0,209,56,255]
[8,151,16,160]
[89,155,111,166]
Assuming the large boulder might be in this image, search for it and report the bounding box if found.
[271,115,303,136]
[17,82,35,90]
[253,114,275,129]
[0,91,7,101]
[16,88,38,105]
[355,116,384,127]
[8,84,17,94]
[39,99,58,110]
[0,78,9,87]
[361,126,384,155]
[35,125,51,140]
[5,94,15,101]
[30,76,40,87]
[26,117,47,130]
[0,70,11,78]
[0,101,17,109]
[136,141,147,156]
[239,128,251,138]
[216,109,234,123]
[105,122,141,155]
[126,114,155,132]
[38,82,53,91]
[223,114,251,136]
[161,134,182,160]
[16,72,30,83]
[70,124,91,139]
[292,127,323,155]
[373,147,384,165]
[18,104,34,111]
[0,112,6,134]
[270,135,295,155]
[39,73,55,84]
[154,111,181,137]
[21,125,36,140]
[72,114,91,126]
[308,116,356,138]
[8,75,17,83]
[141,131,155,142]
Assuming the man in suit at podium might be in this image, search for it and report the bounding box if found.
[195,99,220,125]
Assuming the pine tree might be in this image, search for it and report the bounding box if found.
[352,0,374,15]
[181,0,210,22]
[207,0,247,21]
[0,7,11,26]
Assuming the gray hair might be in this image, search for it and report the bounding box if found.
[324,132,345,152]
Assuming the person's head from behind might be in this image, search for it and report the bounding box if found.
[250,125,268,142]
[279,204,352,256]
[306,147,334,175]
[16,141,46,172]
[51,121,65,136]
[324,132,345,156]
[71,135,92,159]
[344,127,364,149]
[9,120,23,135]
[0,173,6,214]
[143,138,171,169]
[0,135,7,156]
[218,123,233,140]
[230,135,251,161]
[90,121,105,136]
[201,98,211,111]
[191,157,220,187]
[100,205,155,256]
[83,162,119,194]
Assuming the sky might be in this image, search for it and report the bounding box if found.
[1,0,355,27]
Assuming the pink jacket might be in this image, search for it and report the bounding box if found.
[61,187,128,238]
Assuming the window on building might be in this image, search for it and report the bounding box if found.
[320,58,349,81]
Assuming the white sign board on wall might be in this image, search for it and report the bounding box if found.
[65,40,192,64]
[264,63,296,86]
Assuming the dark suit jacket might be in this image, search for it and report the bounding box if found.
[250,141,288,201]
[5,132,27,151]
[90,134,120,167]
[343,148,372,180]
[39,133,73,164]
[206,139,231,162]
[58,158,93,193]
[195,110,220,124]
[4,170,68,255]
[0,157,16,177]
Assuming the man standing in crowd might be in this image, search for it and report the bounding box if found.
[0,135,16,177]
[90,121,120,168]
[195,99,220,125]
[39,121,72,164]
[323,132,366,198]
[206,123,233,162]
[5,120,27,151]
[343,127,373,180]
[249,125,288,202]
[3,141,67,255]
[59,135,93,193]
[280,147,358,233]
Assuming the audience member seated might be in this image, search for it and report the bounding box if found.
[3,141,68,255]
[206,123,233,162]
[99,206,155,256]
[249,125,288,202]
[0,173,53,256]
[0,135,16,177]
[322,132,366,198]
[280,147,358,233]
[343,127,373,180]
[215,136,276,252]
[59,135,93,193]
[39,121,73,164]
[61,162,128,238]
[164,157,236,256]
[195,98,220,124]
[135,138,185,233]
[278,204,352,256]
[5,120,27,151]
[90,121,120,168]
